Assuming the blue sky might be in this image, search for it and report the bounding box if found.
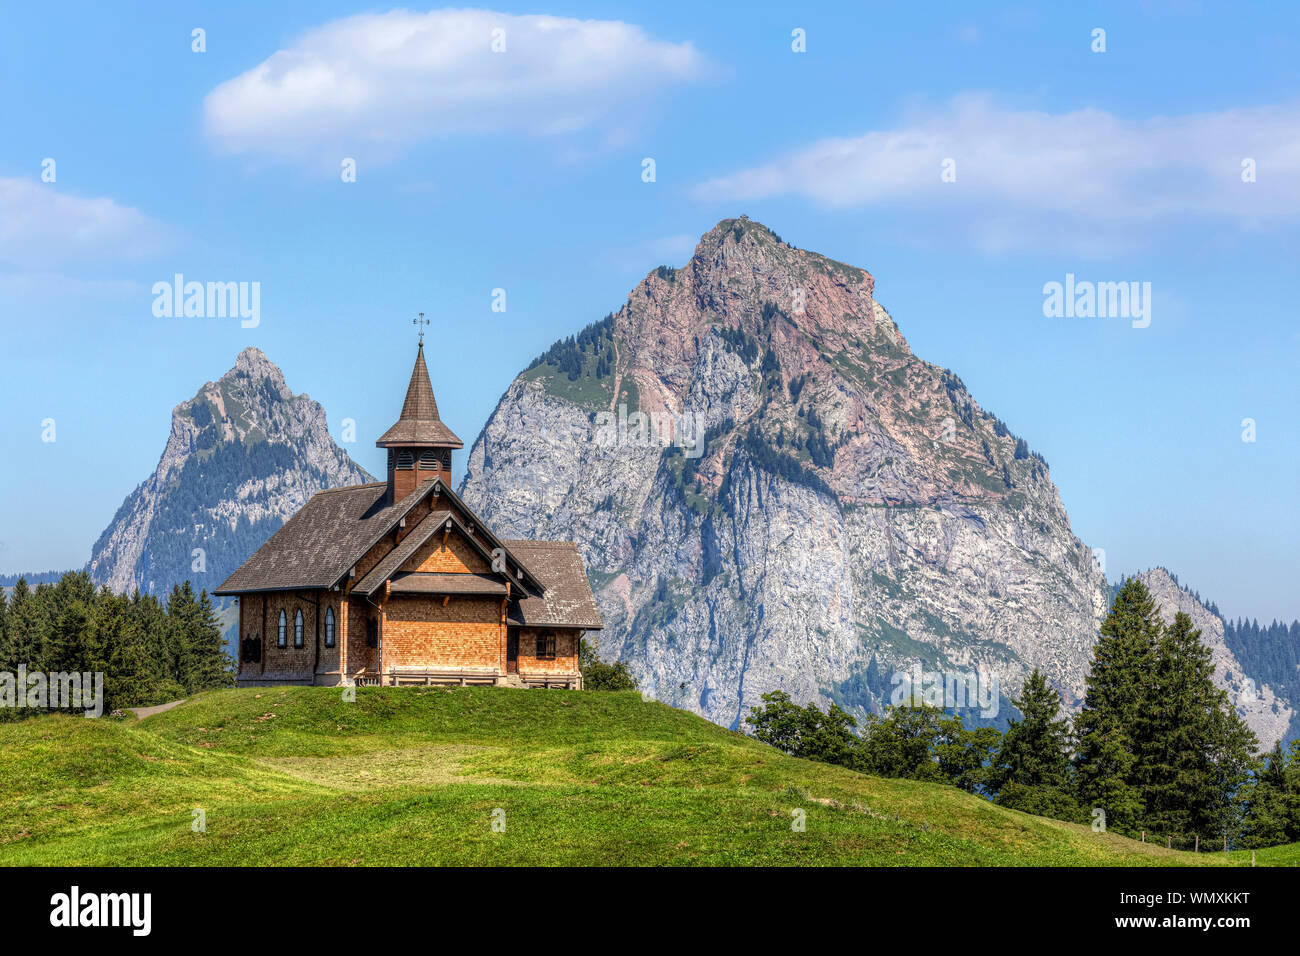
[1,1,1297,620]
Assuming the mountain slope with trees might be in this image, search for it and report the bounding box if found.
[86,348,372,597]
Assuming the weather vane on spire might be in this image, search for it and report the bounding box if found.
[413,311,429,346]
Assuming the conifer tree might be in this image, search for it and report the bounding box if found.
[0,587,8,664]
[991,669,1072,797]
[44,600,93,677]
[1073,577,1161,833]
[1141,611,1257,841]
[1242,743,1292,847]
[2,578,43,672]
[179,589,234,692]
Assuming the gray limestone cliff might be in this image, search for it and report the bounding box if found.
[461,218,1109,728]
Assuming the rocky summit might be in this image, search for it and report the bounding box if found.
[88,347,372,596]
[460,217,1110,729]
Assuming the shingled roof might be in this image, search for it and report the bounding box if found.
[388,572,508,596]
[504,540,604,629]
[376,343,463,448]
[213,481,434,595]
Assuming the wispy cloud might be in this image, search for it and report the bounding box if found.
[692,95,1300,251]
[0,178,169,269]
[0,272,141,300]
[204,8,707,165]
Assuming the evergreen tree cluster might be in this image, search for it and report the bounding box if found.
[731,425,836,500]
[1224,616,1300,743]
[716,325,760,365]
[526,314,616,382]
[0,571,234,719]
[747,578,1290,849]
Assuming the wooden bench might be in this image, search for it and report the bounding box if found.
[387,668,499,687]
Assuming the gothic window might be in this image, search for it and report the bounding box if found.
[419,449,441,470]
[277,610,287,648]
[536,633,556,660]
[395,450,414,470]
[294,609,305,648]
[325,607,336,648]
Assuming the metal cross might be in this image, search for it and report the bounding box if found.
[413,312,429,345]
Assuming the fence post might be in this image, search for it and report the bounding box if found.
[1195,834,1199,853]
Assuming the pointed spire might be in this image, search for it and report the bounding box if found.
[400,343,440,422]
[376,343,463,449]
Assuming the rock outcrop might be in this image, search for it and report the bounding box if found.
[88,347,372,595]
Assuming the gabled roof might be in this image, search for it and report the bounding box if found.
[214,476,549,598]
[213,480,438,595]
[351,509,452,596]
[430,481,547,594]
[376,343,463,448]
[504,540,604,629]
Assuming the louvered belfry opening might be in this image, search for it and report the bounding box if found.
[376,342,464,504]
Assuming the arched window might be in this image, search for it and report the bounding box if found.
[277,609,287,648]
[395,450,414,470]
[419,449,441,470]
[294,609,305,648]
[325,607,336,648]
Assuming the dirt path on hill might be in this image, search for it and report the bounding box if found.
[129,699,186,719]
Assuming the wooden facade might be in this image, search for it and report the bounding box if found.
[216,343,602,689]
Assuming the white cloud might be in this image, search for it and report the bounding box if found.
[0,178,169,269]
[204,8,706,163]
[692,95,1300,251]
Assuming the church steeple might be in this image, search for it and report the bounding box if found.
[377,340,463,504]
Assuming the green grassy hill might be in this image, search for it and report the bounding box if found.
[0,687,1266,866]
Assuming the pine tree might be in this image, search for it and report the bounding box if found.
[1204,694,1260,847]
[97,590,154,710]
[45,600,93,676]
[991,669,1072,797]
[179,589,234,692]
[1137,611,1258,845]
[1074,577,1161,833]
[0,587,8,665]
[1242,742,1292,847]
[1141,612,1219,838]
[2,578,44,672]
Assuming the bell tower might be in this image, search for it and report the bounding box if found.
[376,315,463,504]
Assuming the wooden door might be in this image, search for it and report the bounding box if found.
[506,630,519,674]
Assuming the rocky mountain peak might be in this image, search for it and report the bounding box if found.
[462,218,1107,727]
[88,350,371,596]
[231,345,288,393]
